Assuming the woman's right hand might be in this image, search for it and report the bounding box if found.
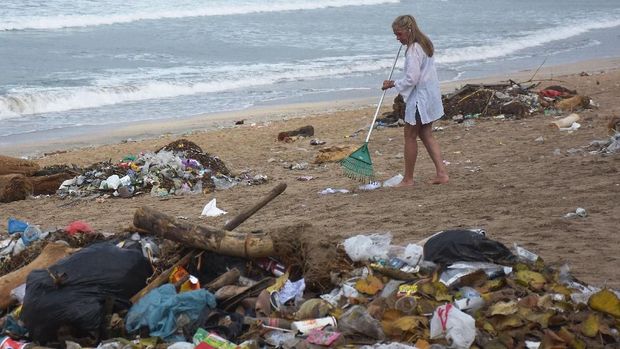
[382,80,395,90]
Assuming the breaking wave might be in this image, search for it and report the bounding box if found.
[437,16,620,64]
[0,54,391,118]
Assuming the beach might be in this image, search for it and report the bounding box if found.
[2,58,619,289]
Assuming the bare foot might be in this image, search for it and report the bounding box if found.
[396,180,415,188]
[430,175,449,185]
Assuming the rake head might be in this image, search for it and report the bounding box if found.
[340,143,374,183]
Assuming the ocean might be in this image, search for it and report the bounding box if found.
[1,0,619,150]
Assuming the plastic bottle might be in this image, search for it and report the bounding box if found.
[383,174,404,187]
[255,257,286,276]
[21,225,42,246]
[394,296,417,315]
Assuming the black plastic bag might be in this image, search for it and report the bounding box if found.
[423,229,516,265]
[21,242,152,344]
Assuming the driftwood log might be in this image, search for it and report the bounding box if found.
[0,242,77,309]
[133,207,274,258]
[0,155,40,176]
[0,174,33,203]
[130,183,286,303]
[223,183,286,230]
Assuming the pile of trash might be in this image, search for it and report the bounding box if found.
[441,82,594,122]
[55,139,266,199]
[1,207,619,349]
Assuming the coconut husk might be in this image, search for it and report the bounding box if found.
[555,95,590,111]
[0,174,33,203]
[0,155,40,176]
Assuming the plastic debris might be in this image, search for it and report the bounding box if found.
[201,198,228,217]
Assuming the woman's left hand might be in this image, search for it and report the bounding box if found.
[382,80,395,90]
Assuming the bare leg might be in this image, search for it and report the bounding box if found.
[399,122,419,187]
[419,122,449,184]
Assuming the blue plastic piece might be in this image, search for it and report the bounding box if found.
[8,217,28,234]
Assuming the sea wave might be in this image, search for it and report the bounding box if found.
[0,55,391,118]
[437,17,620,64]
[0,0,399,31]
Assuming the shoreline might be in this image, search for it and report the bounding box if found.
[2,56,619,159]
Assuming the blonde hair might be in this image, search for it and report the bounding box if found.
[392,15,434,57]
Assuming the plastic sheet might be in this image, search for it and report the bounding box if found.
[343,233,392,262]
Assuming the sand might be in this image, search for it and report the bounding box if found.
[1,58,619,289]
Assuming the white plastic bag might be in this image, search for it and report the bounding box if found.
[399,243,424,266]
[430,304,476,349]
[201,198,227,217]
[343,232,392,262]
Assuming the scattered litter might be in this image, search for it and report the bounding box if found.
[383,174,403,187]
[550,113,580,129]
[359,182,382,191]
[65,221,93,235]
[201,198,227,217]
[310,139,326,146]
[290,162,309,170]
[559,122,581,132]
[564,207,587,218]
[319,188,349,195]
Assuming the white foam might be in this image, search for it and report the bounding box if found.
[0,54,392,118]
[437,17,620,64]
[0,0,399,31]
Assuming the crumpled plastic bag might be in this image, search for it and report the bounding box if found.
[343,232,392,262]
[430,304,476,349]
[125,284,216,341]
[201,198,227,217]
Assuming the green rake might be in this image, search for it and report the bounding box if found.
[341,45,402,182]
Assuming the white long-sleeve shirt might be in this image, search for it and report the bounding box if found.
[394,43,444,125]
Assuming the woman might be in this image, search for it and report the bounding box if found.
[382,15,449,187]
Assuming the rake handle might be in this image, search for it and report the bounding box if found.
[365,45,403,143]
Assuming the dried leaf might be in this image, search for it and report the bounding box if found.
[383,315,428,337]
[517,294,539,309]
[433,281,453,303]
[266,272,289,293]
[588,288,620,318]
[558,327,586,349]
[541,329,566,348]
[580,313,600,337]
[490,314,524,330]
[490,300,519,316]
[521,309,554,329]
[482,320,497,336]
[515,270,546,291]
[355,274,384,295]
[479,278,506,293]
[415,339,430,349]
